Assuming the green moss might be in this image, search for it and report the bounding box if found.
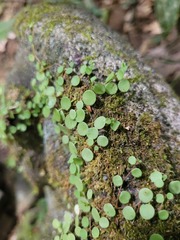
[15,4,55,35]
[45,140,69,186]
[77,95,176,239]
[15,3,95,43]
[104,42,123,57]
[22,64,178,238]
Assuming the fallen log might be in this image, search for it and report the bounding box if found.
[4,2,180,240]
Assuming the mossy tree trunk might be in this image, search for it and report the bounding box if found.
[6,3,180,240]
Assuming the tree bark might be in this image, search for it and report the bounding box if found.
[6,3,180,240]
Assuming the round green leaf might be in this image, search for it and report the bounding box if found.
[54,124,61,134]
[156,194,164,203]
[149,170,163,182]
[139,188,153,203]
[52,218,60,229]
[48,96,56,108]
[110,119,120,131]
[52,109,61,122]
[80,228,87,239]
[113,175,123,187]
[54,236,60,240]
[87,127,99,139]
[166,192,174,200]
[99,217,109,228]
[81,148,94,162]
[31,78,36,87]
[66,67,73,75]
[69,142,77,155]
[71,75,80,86]
[77,122,88,136]
[154,179,164,188]
[73,157,83,166]
[118,79,130,92]
[42,106,50,118]
[57,65,64,74]
[39,80,48,91]
[128,156,136,165]
[75,226,81,237]
[74,189,81,199]
[44,86,55,96]
[90,76,97,83]
[69,163,76,174]
[131,168,142,178]
[92,227,100,238]
[116,63,127,80]
[56,76,64,86]
[60,96,71,110]
[76,109,85,122]
[78,197,90,213]
[65,115,77,129]
[55,85,64,97]
[62,135,69,144]
[87,189,93,200]
[97,135,109,147]
[105,118,111,125]
[82,90,96,106]
[91,207,100,222]
[103,203,116,217]
[69,175,83,192]
[68,154,76,164]
[69,109,76,119]
[105,82,118,95]
[162,174,167,181]
[94,116,106,129]
[122,206,136,220]
[119,191,131,204]
[105,72,115,83]
[169,180,180,194]
[80,65,87,75]
[18,110,31,120]
[9,126,17,134]
[158,210,169,220]
[94,145,99,152]
[85,65,93,75]
[36,72,45,81]
[67,233,75,240]
[149,234,164,240]
[86,138,94,146]
[17,123,27,132]
[69,62,74,68]
[93,83,106,95]
[140,204,155,220]
[81,216,89,228]
[76,100,84,109]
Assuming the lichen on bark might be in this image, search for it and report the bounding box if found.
[6,2,180,240]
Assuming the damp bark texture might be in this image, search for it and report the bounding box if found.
[7,3,180,240]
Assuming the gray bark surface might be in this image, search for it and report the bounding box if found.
[7,3,180,239]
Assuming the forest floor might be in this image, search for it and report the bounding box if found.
[0,0,179,239]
